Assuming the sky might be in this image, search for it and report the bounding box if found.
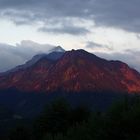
[0,0,140,72]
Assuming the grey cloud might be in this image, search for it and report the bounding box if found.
[92,0,140,33]
[39,25,90,35]
[86,41,113,51]
[136,34,140,39]
[1,9,40,25]
[1,0,140,33]
[86,41,103,48]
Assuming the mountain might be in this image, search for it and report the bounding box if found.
[0,46,65,75]
[48,46,65,53]
[0,49,140,93]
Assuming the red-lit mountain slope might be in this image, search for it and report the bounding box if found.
[0,49,140,93]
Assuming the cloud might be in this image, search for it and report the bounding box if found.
[0,40,57,72]
[39,25,90,35]
[1,0,140,72]
[0,0,140,33]
[86,41,113,51]
[92,0,140,33]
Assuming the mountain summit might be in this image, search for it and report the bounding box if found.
[49,46,65,53]
[0,49,140,93]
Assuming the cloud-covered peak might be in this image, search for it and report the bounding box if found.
[49,46,65,53]
[0,40,64,72]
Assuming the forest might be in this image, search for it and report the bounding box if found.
[1,95,140,140]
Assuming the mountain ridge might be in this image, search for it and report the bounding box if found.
[0,49,140,93]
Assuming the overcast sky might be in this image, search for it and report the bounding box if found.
[0,0,140,72]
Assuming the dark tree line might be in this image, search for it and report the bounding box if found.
[7,95,140,140]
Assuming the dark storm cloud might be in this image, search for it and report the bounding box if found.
[1,0,140,33]
[92,0,140,33]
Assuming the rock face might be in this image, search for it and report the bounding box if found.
[0,49,140,93]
